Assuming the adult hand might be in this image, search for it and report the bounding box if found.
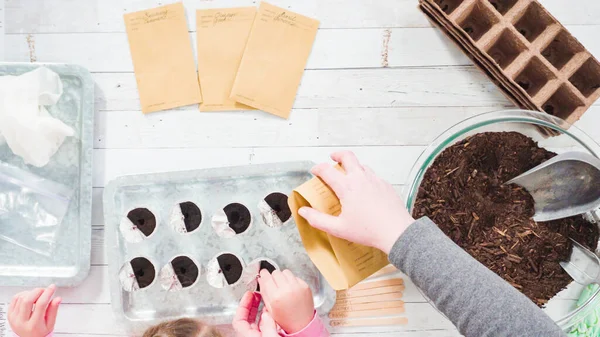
[299,151,415,254]
[8,285,61,337]
[258,269,314,334]
[233,291,279,337]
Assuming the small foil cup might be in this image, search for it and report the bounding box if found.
[119,257,156,292]
[206,252,245,288]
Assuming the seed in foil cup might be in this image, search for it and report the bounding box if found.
[212,203,252,238]
[119,257,156,292]
[259,192,292,228]
[160,255,200,291]
[119,207,157,243]
[206,252,245,288]
[169,201,203,234]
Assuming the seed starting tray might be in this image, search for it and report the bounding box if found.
[104,162,336,331]
[420,0,600,124]
[0,63,94,287]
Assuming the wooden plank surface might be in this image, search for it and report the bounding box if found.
[6,25,600,71]
[5,0,600,32]
[4,29,470,70]
[3,0,599,336]
[92,68,511,111]
[92,107,600,149]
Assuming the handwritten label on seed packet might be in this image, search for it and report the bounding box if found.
[288,166,389,290]
[124,2,202,113]
[197,7,256,111]
[230,2,319,118]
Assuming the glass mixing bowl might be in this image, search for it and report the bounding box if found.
[403,110,600,331]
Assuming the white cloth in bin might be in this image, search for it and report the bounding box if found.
[0,67,74,167]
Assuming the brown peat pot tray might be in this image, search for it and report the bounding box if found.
[419,0,600,125]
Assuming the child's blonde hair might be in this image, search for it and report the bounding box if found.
[142,318,223,337]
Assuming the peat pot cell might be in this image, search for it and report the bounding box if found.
[207,253,245,288]
[458,1,500,42]
[170,201,202,234]
[433,0,464,15]
[160,255,200,291]
[487,29,526,69]
[259,192,292,227]
[212,203,252,238]
[569,58,600,98]
[513,2,555,43]
[119,257,156,292]
[542,30,584,71]
[514,57,555,97]
[120,208,157,243]
[487,0,517,15]
[543,85,584,120]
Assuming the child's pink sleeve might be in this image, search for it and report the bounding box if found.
[279,311,329,337]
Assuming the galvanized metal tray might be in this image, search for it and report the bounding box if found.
[0,63,94,287]
[104,162,336,331]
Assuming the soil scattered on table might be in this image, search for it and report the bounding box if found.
[413,132,599,306]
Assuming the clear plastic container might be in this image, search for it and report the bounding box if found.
[403,110,600,331]
[0,161,73,256]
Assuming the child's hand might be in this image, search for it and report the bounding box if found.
[258,269,314,334]
[8,285,61,337]
[233,292,279,337]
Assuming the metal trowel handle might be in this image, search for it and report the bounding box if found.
[560,239,600,285]
[590,209,600,224]
[506,151,600,222]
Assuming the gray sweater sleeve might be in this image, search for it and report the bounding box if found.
[388,217,565,337]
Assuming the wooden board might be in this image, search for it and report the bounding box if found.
[7,25,600,71]
[3,0,598,336]
[5,0,600,33]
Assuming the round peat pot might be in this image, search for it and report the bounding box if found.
[403,110,600,332]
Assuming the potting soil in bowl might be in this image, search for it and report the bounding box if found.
[413,131,599,306]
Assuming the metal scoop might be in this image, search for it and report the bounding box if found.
[506,151,600,222]
[560,238,600,285]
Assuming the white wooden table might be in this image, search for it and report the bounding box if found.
[2,0,600,336]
